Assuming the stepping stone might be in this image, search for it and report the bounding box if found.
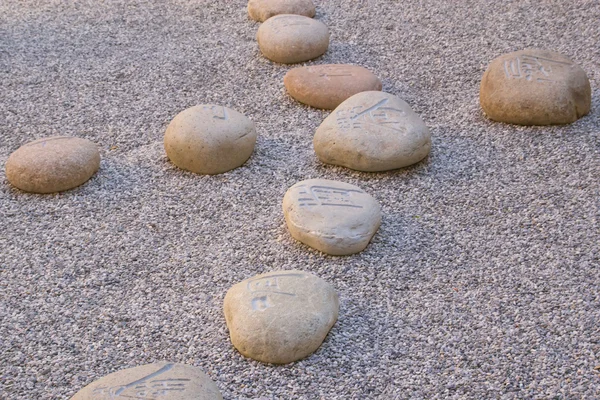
[70,362,222,399]
[257,14,329,64]
[5,136,100,193]
[313,91,431,172]
[480,49,591,125]
[283,178,381,255]
[164,104,256,175]
[224,270,339,364]
[248,0,316,22]
[284,64,382,110]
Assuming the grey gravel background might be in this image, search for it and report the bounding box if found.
[1,0,599,399]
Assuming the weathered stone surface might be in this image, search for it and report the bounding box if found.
[224,270,339,364]
[313,91,431,172]
[70,362,222,400]
[164,104,256,175]
[480,49,591,125]
[257,14,329,64]
[5,136,100,193]
[283,179,381,255]
[284,64,382,110]
[248,0,315,22]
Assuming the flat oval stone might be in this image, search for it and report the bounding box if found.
[70,362,223,399]
[164,104,257,175]
[284,64,383,110]
[248,0,315,22]
[5,136,100,193]
[224,270,339,364]
[257,14,329,64]
[480,49,591,125]
[283,179,381,255]
[313,91,431,172]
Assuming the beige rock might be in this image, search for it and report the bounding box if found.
[164,104,256,175]
[257,14,329,64]
[313,91,431,172]
[70,362,223,400]
[223,270,339,364]
[283,179,381,255]
[480,49,591,125]
[284,64,383,110]
[5,136,100,194]
[248,0,315,22]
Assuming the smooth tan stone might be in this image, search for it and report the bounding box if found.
[164,105,256,175]
[70,362,222,400]
[257,15,329,64]
[480,49,591,125]
[313,91,431,172]
[224,270,339,364]
[283,179,381,255]
[248,0,315,22]
[5,136,100,193]
[284,64,383,110]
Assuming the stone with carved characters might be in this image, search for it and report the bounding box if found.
[313,91,431,172]
[284,64,383,110]
[5,136,100,193]
[164,104,257,175]
[283,178,381,255]
[480,49,591,125]
[224,270,339,364]
[70,362,223,399]
[248,0,316,22]
[257,14,329,64]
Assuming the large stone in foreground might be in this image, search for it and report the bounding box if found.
[248,0,315,22]
[257,14,329,64]
[5,136,100,193]
[283,179,381,255]
[480,49,591,125]
[314,91,431,172]
[164,104,256,175]
[224,270,339,364]
[284,64,383,110]
[70,362,222,399]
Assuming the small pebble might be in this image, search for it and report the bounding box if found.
[314,91,431,171]
[5,136,100,193]
[224,270,339,364]
[164,104,257,175]
[257,14,329,64]
[480,49,591,125]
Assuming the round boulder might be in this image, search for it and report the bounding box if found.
[257,14,329,64]
[5,136,100,193]
[283,178,381,255]
[284,64,382,110]
[70,362,223,399]
[313,91,431,172]
[480,49,591,125]
[248,0,315,22]
[224,270,339,364]
[164,105,257,175]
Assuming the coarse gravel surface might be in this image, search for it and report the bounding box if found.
[1,0,599,399]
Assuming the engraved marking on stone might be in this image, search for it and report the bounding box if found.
[247,275,300,296]
[336,98,407,133]
[251,295,273,311]
[27,137,72,147]
[503,55,572,82]
[297,185,365,208]
[202,105,228,120]
[272,16,311,32]
[247,274,303,310]
[309,66,354,80]
[91,363,191,399]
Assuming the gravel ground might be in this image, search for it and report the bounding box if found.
[1,0,599,399]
